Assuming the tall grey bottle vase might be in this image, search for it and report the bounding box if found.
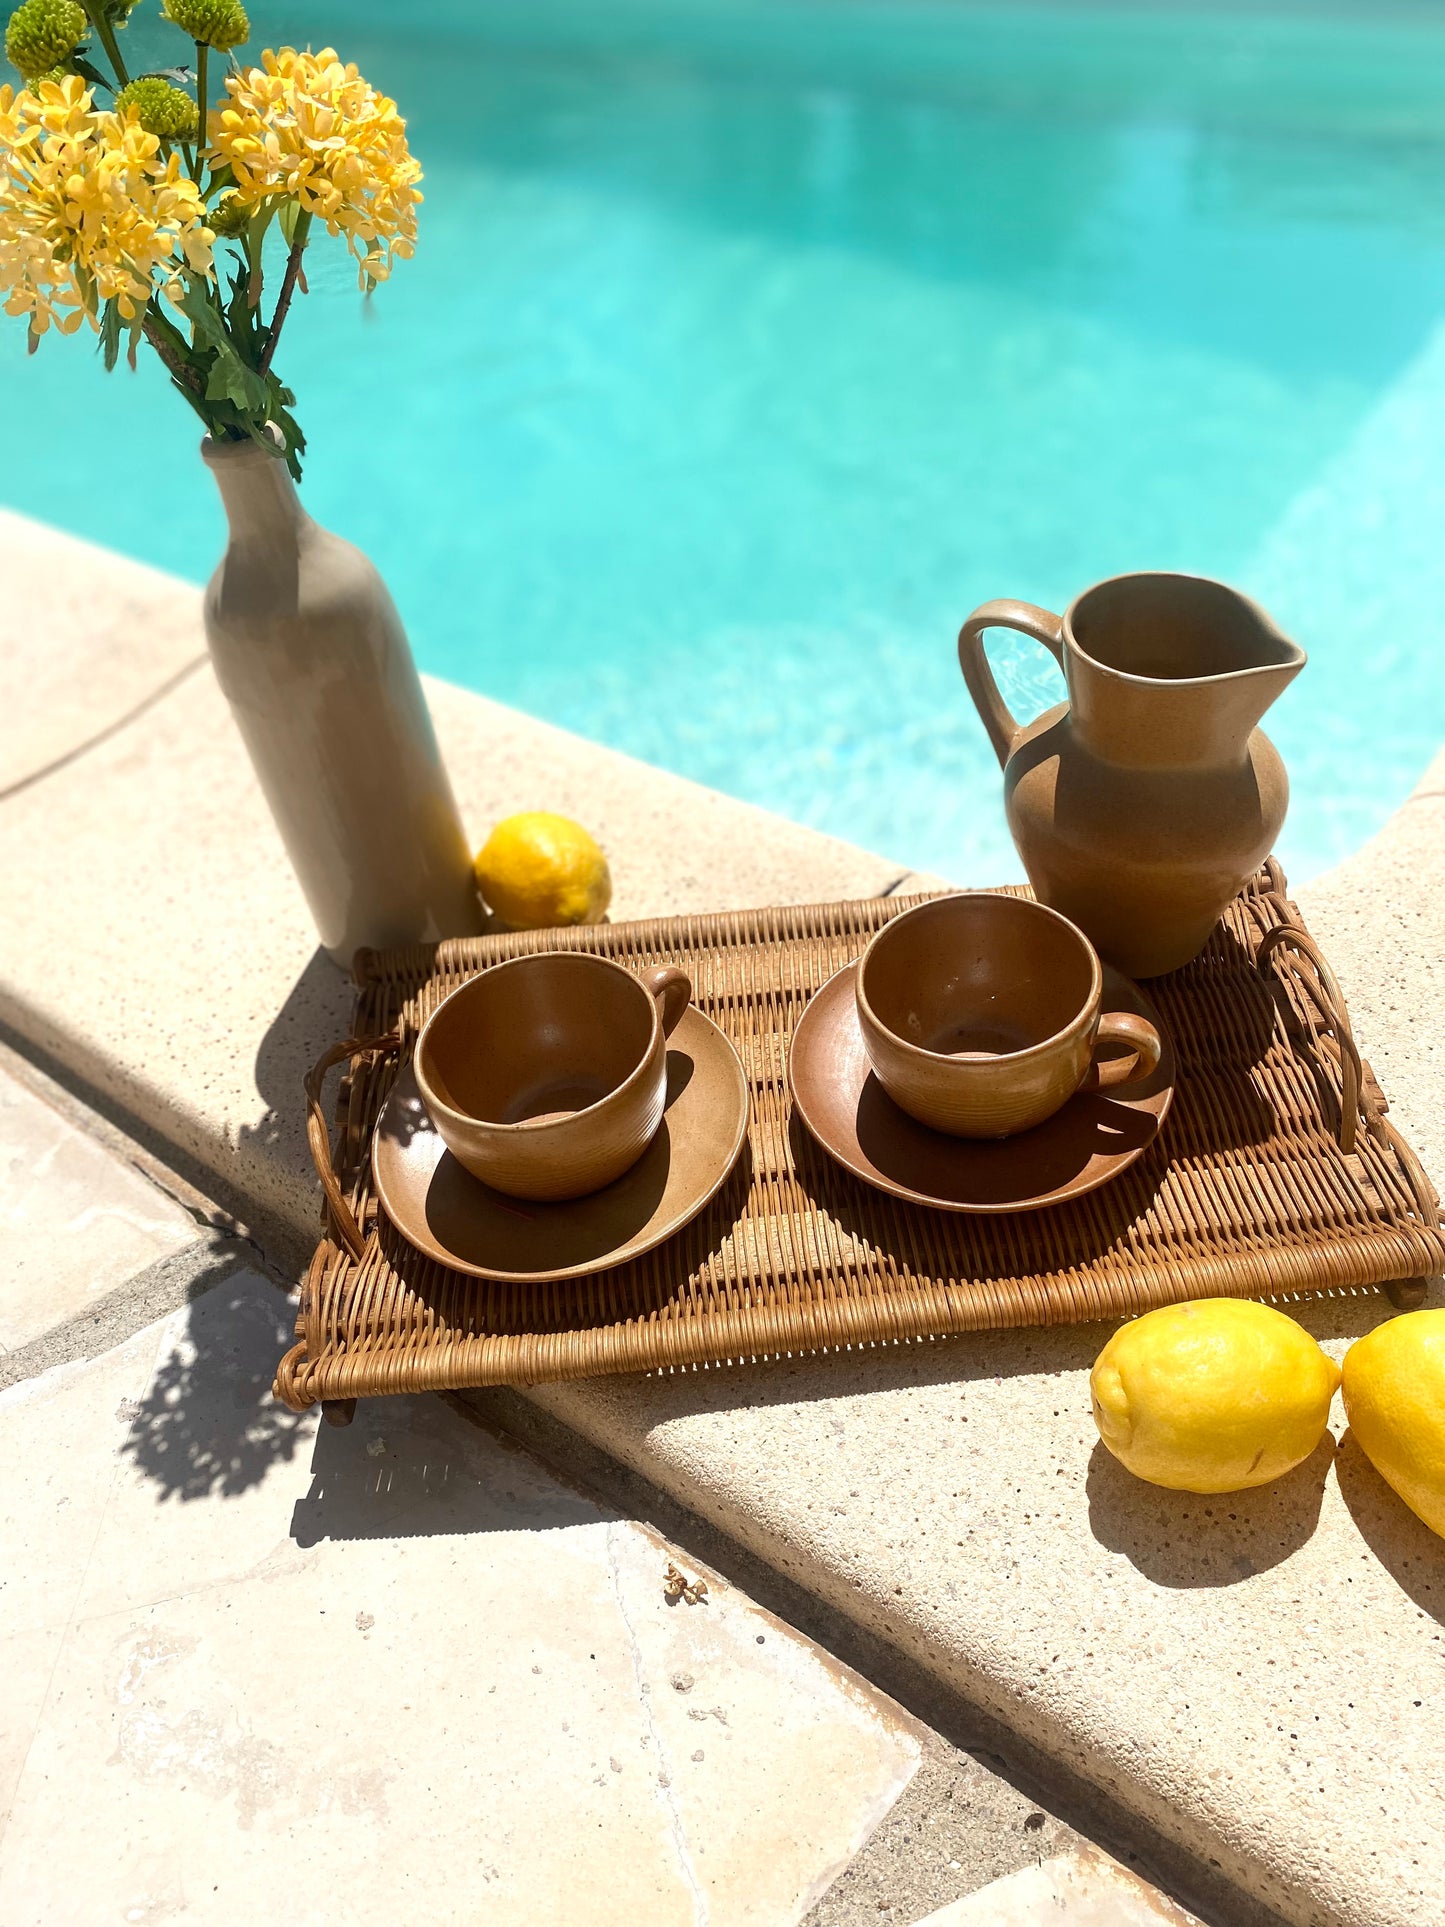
[201,434,483,967]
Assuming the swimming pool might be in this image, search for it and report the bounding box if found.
[8,0,1445,885]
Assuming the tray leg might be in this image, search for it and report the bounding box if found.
[322,1398,357,1428]
[1384,1278,1429,1310]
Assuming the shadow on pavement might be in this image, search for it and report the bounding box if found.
[236,942,351,1193]
[115,1266,603,1546]
[1334,1430,1445,1628]
[1084,1434,1334,1587]
[289,1396,602,1547]
[118,1263,312,1501]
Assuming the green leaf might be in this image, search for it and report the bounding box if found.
[98,295,123,372]
[73,55,115,92]
[204,353,267,413]
[277,198,305,247]
[71,261,99,321]
[176,272,226,341]
[177,273,268,416]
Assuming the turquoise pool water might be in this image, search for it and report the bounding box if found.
[8,0,1445,883]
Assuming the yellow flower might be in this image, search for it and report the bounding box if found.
[0,76,214,339]
[209,46,420,289]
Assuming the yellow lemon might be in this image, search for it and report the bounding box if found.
[474,812,612,930]
[1342,1310,1445,1540]
[1090,1298,1339,1493]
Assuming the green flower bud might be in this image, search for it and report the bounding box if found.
[159,0,248,51]
[115,76,200,139]
[5,0,85,81]
[208,191,249,236]
[98,0,140,21]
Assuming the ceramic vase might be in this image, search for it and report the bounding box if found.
[959,572,1305,977]
[202,434,483,966]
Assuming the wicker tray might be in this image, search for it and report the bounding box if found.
[274,862,1445,1416]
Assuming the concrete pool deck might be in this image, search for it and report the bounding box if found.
[3,511,1444,1927]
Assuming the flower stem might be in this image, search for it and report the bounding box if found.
[192,40,208,180]
[142,309,208,419]
[78,1,130,86]
[258,212,312,375]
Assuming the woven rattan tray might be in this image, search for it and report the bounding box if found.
[274,862,1445,1416]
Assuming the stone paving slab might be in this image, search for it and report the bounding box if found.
[912,1844,1203,1925]
[0,1270,921,1925]
[0,1059,199,1355]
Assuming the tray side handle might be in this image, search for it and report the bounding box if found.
[1255,924,1441,1222]
[304,1032,401,1259]
[1256,923,1362,1153]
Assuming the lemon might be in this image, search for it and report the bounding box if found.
[474,812,612,930]
[1090,1298,1339,1493]
[1342,1310,1445,1540]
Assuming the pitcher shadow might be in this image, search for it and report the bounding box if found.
[1084,1435,1334,1587]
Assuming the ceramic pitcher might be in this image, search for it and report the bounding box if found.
[203,434,483,966]
[958,572,1305,977]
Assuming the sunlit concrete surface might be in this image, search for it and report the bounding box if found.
[2,518,1443,1925]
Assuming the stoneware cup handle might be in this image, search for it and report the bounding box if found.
[641,964,692,1037]
[957,598,1066,767]
[1084,1011,1163,1093]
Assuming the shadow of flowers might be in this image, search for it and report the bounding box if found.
[118,1259,312,1501]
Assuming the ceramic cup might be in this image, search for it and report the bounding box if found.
[414,952,692,1201]
[854,894,1162,1138]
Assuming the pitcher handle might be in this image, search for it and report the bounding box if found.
[958,599,1066,768]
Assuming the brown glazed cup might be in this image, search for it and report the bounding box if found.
[414,953,692,1201]
[855,895,1161,1138]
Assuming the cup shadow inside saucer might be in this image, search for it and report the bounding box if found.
[379,1048,698,1276]
[853,1073,1158,1208]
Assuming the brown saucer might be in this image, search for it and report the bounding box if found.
[788,962,1174,1213]
[372,1006,749,1281]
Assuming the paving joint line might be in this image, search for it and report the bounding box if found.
[0,654,207,805]
[0,1237,286,1392]
[604,1518,712,1926]
[453,1384,1285,1927]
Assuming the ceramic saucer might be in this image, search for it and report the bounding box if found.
[372,1006,749,1281]
[788,962,1174,1214]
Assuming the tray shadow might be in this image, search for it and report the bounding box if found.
[118,1258,313,1503]
[290,1392,601,1547]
